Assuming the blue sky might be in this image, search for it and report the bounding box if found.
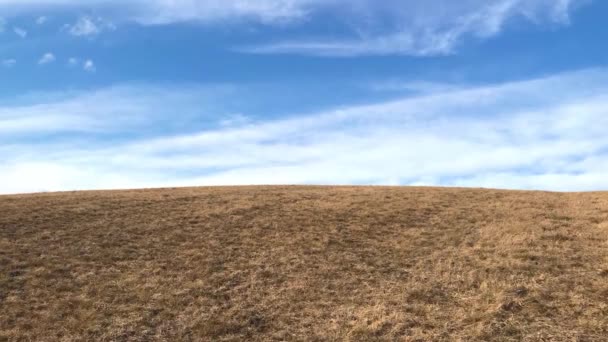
[1,0,608,194]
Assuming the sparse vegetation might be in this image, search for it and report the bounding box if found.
[1,186,607,341]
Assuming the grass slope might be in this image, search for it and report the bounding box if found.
[1,186,608,341]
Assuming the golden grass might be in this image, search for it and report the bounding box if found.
[1,186,607,341]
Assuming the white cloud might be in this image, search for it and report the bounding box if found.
[1,59,16,67]
[0,0,588,56]
[2,68,608,194]
[38,52,55,64]
[367,81,463,94]
[70,17,99,35]
[36,15,47,24]
[67,57,96,72]
[241,0,584,56]
[66,16,114,36]
[0,84,233,135]
[0,0,312,24]
[83,59,95,72]
[128,0,312,25]
[13,26,26,38]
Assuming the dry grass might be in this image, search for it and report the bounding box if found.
[1,186,608,341]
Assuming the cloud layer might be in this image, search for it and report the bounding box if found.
[2,68,608,194]
[0,0,587,56]
[240,0,583,56]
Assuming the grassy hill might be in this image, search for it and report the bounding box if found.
[1,186,607,341]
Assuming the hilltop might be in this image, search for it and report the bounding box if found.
[1,186,607,341]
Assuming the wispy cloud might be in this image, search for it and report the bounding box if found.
[0,84,233,136]
[67,57,96,72]
[1,59,16,67]
[0,0,589,56]
[128,0,311,25]
[13,26,26,38]
[241,0,583,56]
[2,68,608,194]
[83,59,95,72]
[66,16,115,36]
[38,52,55,65]
[67,57,79,66]
[0,0,311,24]
[36,15,47,24]
[367,81,464,95]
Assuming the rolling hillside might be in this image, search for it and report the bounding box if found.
[1,186,607,341]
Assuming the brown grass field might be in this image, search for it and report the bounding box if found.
[1,186,608,341]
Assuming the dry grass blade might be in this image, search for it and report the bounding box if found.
[1,186,607,341]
